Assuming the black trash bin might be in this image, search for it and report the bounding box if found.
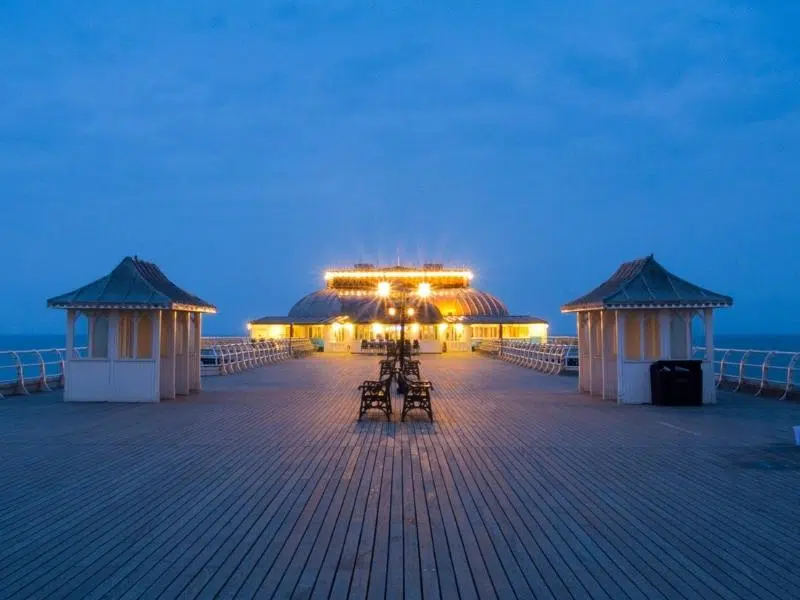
[649,360,703,406]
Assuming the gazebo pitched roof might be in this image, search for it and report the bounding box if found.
[47,256,216,313]
[561,255,733,312]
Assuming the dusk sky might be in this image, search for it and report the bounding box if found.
[2,1,798,335]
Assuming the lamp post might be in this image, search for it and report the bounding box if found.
[377,280,430,379]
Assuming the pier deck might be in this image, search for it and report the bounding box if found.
[1,355,799,599]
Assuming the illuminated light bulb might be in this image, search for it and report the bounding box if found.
[388,307,397,317]
[407,307,415,317]
[417,282,431,298]
[377,281,391,297]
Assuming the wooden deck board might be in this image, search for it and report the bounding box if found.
[0,354,799,599]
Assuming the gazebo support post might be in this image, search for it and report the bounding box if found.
[600,310,606,399]
[615,310,625,403]
[587,311,594,395]
[161,310,176,400]
[703,308,715,403]
[65,309,76,399]
[152,311,162,394]
[176,312,190,395]
[191,312,202,392]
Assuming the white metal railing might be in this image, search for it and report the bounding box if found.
[694,346,800,400]
[475,340,578,375]
[476,340,800,401]
[201,336,250,348]
[0,347,87,399]
[201,338,316,376]
[0,338,316,397]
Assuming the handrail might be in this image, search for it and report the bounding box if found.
[3,338,797,401]
[694,346,800,401]
[0,347,88,399]
[0,337,317,397]
[479,340,800,400]
[200,338,316,377]
[475,340,578,375]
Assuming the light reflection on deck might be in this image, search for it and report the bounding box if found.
[0,354,799,599]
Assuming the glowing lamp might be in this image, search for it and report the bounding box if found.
[455,323,464,333]
[407,307,415,317]
[377,281,391,297]
[388,307,397,317]
[417,282,432,298]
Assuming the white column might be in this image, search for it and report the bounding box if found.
[615,310,625,403]
[152,311,162,401]
[176,312,190,395]
[192,312,202,392]
[703,308,716,403]
[600,311,606,399]
[160,310,176,400]
[586,312,593,395]
[704,309,714,360]
[576,313,583,392]
[65,310,76,400]
[659,310,672,359]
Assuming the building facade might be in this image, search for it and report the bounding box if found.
[249,264,548,353]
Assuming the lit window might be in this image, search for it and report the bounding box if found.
[643,313,660,360]
[624,314,641,360]
[136,314,153,359]
[118,314,135,359]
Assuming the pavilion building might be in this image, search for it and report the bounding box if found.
[249,264,548,353]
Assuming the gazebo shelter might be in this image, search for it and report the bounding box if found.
[47,256,216,403]
[561,255,732,404]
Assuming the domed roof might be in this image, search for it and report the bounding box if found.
[432,288,508,317]
[286,286,508,322]
[288,289,342,319]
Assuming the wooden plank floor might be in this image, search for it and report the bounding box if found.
[1,354,799,599]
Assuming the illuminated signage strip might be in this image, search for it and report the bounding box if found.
[325,270,473,280]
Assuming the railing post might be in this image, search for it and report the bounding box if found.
[735,351,751,391]
[11,352,29,396]
[716,349,732,388]
[755,352,775,397]
[56,349,66,387]
[779,353,799,401]
[35,350,51,392]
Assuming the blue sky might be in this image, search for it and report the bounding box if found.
[1,0,798,335]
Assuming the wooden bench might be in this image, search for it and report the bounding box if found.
[402,360,421,380]
[379,359,396,380]
[358,378,393,421]
[402,380,434,422]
